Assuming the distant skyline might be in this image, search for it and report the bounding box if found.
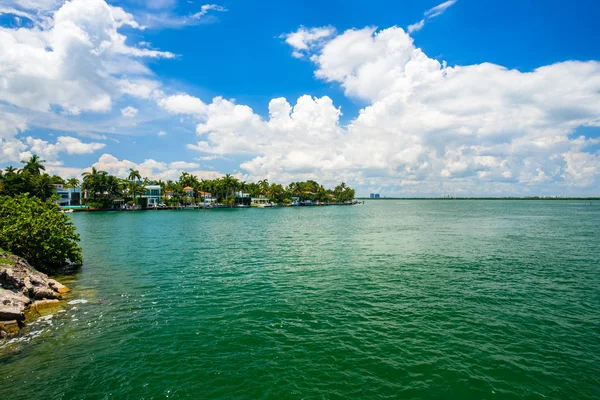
[1,0,599,197]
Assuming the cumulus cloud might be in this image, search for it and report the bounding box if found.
[24,136,105,162]
[0,111,28,139]
[0,139,29,164]
[162,25,600,195]
[0,0,173,116]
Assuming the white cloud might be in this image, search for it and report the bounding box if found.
[0,139,29,164]
[158,94,208,115]
[407,19,425,34]
[121,106,138,118]
[0,0,174,116]
[164,25,600,195]
[89,153,220,181]
[138,3,227,29]
[425,0,457,18]
[0,111,28,139]
[25,136,105,162]
[407,0,457,34]
[117,79,162,99]
[280,26,336,58]
[158,130,167,136]
[188,4,227,21]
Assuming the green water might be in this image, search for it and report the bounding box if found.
[2,200,600,399]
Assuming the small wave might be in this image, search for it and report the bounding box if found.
[68,299,88,305]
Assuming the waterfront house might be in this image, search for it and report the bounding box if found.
[198,191,212,201]
[183,186,194,198]
[143,185,161,207]
[251,196,271,206]
[54,184,81,206]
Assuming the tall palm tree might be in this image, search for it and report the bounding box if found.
[238,181,248,206]
[128,169,142,204]
[258,179,269,196]
[21,155,46,175]
[4,166,18,175]
[221,174,238,207]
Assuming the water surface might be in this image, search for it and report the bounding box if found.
[2,200,599,398]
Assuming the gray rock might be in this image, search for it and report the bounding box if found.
[32,286,58,300]
[0,306,25,321]
[0,251,69,338]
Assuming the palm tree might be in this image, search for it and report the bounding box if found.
[128,168,141,182]
[4,166,18,175]
[238,181,248,206]
[221,174,238,207]
[128,169,142,204]
[258,179,269,196]
[66,178,80,188]
[81,167,107,198]
[21,155,46,175]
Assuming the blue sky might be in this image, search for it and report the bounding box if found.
[1,0,599,196]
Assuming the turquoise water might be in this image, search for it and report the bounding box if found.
[2,200,600,399]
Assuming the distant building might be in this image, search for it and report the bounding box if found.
[54,184,81,206]
[370,193,381,199]
[375,193,380,199]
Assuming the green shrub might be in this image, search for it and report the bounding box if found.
[0,194,83,273]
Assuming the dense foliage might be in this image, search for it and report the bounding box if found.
[0,194,83,273]
[0,155,60,200]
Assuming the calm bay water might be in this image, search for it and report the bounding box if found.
[2,200,600,399]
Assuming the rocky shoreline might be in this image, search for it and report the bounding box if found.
[0,251,71,339]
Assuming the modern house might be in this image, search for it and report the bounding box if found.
[54,184,81,206]
[143,185,161,207]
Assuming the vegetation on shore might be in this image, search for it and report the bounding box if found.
[79,169,355,208]
[0,156,356,209]
[0,195,83,274]
[0,156,83,273]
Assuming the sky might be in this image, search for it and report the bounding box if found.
[1,0,599,197]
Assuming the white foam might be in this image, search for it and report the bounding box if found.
[67,299,88,305]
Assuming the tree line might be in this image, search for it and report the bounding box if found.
[0,155,356,208]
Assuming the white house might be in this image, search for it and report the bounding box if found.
[143,185,162,207]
